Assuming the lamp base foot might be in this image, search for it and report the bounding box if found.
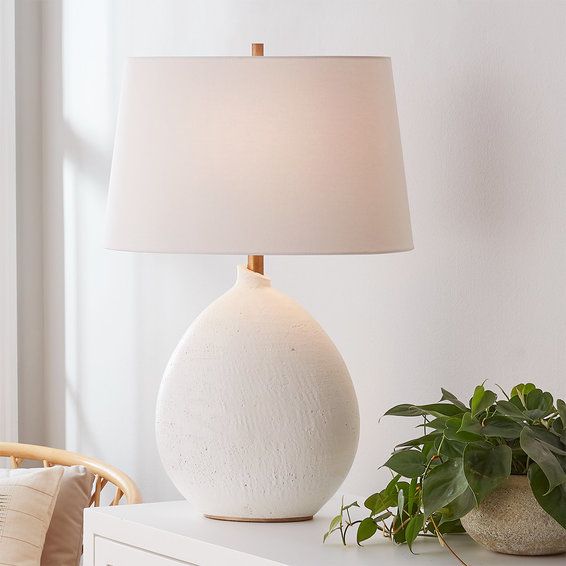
[204,514,313,523]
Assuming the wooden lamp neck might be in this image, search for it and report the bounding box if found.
[247,43,265,275]
[247,255,264,275]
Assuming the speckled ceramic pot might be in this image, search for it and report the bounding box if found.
[461,475,566,555]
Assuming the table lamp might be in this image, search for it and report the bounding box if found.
[105,44,412,522]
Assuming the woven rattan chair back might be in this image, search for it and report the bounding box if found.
[0,442,141,506]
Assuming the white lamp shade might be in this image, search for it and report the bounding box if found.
[105,56,412,254]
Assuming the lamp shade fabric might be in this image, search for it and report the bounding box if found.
[105,57,412,254]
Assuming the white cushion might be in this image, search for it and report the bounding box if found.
[0,466,64,566]
[0,466,95,566]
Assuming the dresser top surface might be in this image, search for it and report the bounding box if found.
[86,498,565,565]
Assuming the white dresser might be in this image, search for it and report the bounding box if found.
[83,498,564,565]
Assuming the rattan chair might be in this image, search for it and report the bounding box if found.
[0,442,142,506]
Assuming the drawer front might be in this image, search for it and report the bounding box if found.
[94,536,198,566]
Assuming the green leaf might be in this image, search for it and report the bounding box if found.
[463,444,512,504]
[495,400,527,420]
[393,516,407,544]
[511,383,536,406]
[417,417,448,430]
[356,517,378,544]
[438,519,466,534]
[384,403,463,419]
[397,488,405,520]
[384,404,427,417]
[422,458,468,517]
[510,394,527,411]
[458,412,483,435]
[407,477,417,515]
[557,399,566,427]
[323,513,342,543]
[397,431,442,447]
[528,427,566,455]
[471,385,497,418]
[444,416,483,442]
[480,415,523,439]
[328,514,341,531]
[525,389,554,419]
[364,479,398,515]
[440,487,476,522]
[435,436,465,459]
[528,463,566,529]
[405,513,424,552]
[384,450,426,479]
[439,388,468,411]
[419,403,467,417]
[520,427,566,492]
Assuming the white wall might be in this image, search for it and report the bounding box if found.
[37,0,566,502]
[16,0,46,446]
[0,0,18,443]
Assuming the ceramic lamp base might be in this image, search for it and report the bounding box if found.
[155,265,359,521]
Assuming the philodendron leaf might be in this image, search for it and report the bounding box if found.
[440,388,468,411]
[528,463,566,529]
[422,458,468,517]
[417,417,448,431]
[520,427,566,492]
[557,399,566,427]
[511,383,536,406]
[552,417,564,435]
[463,444,512,504]
[323,514,342,542]
[384,450,426,479]
[471,385,497,418]
[458,412,483,436]
[384,403,463,419]
[440,486,476,523]
[393,516,407,544]
[384,404,427,417]
[397,488,405,521]
[397,431,442,447]
[444,416,483,443]
[405,513,424,552]
[356,517,378,544]
[438,520,466,534]
[480,415,523,439]
[364,477,398,515]
[407,477,417,515]
[495,400,527,421]
[529,427,566,455]
[433,434,465,459]
[525,389,554,419]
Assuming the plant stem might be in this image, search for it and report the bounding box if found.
[344,520,361,544]
[430,516,469,566]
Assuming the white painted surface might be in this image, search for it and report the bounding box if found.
[15,0,46,446]
[83,497,566,566]
[0,0,18,443]
[156,266,359,519]
[41,0,66,448]
[30,0,566,503]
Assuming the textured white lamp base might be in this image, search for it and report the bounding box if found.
[155,265,359,521]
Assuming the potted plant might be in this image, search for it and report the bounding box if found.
[324,383,566,562]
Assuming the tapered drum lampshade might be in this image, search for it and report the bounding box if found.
[105,50,413,522]
[105,57,412,254]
